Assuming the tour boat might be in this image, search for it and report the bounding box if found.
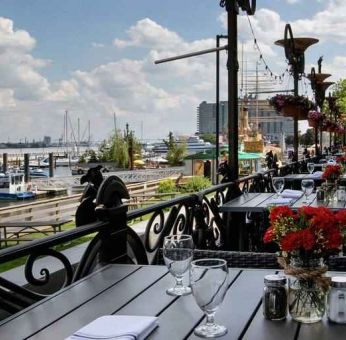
[0,173,36,200]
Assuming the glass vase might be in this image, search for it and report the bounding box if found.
[288,258,326,323]
[324,181,336,204]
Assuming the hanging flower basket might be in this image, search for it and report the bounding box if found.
[269,95,314,121]
[308,118,319,128]
[281,104,309,120]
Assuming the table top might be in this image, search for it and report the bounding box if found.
[0,218,72,228]
[220,192,346,213]
[0,264,345,340]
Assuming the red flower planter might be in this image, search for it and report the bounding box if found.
[308,118,319,129]
[280,104,309,120]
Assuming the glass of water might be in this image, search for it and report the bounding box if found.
[190,259,228,338]
[272,177,285,197]
[163,234,194,296]
[307,163,315,174]
[301,179,314,204]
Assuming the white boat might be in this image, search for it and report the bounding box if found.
[40,157,79,167]
[152,136,213,155]
[0,173,36,200]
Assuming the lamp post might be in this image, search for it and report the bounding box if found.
[220,0,256,180]
[216,34,227,184]
[306,65,333,156]
[275,24,318,161]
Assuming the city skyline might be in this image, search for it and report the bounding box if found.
[0,1,345,141]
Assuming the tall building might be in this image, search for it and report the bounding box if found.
[197,99,294,143]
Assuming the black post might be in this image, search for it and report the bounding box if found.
[226,0,239,180]
[293,70,299,161]
[49,153,54,177]
[2,153,7,173]
[24,153,30,183]
[216,35,220,184]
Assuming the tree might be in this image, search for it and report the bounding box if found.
[200,133,216,144]
[332,78,346,113]
[299,128,314,146]
[163,132,187,165]
[285,135,294,145]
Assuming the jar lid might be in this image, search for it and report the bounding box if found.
[331,276,346,288]
[264,274,286,285]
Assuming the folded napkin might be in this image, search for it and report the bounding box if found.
[66,315,158,340]
[310,171,323,178]
[281,189,303,199]
[266,197,293,206]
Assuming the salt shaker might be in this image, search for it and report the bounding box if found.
[263,275,287,320]
[327,276,346,324]
[337,186,346,202]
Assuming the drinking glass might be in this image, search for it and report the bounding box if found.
[272,177,285,197]
[163,234,194,296]
[301,179,314,203]
[307,163,315,174]
[190,259,228,338]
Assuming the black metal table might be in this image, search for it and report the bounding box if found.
[220,192,346,213]
[0,264,344,340]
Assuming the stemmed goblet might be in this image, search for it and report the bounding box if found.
[272,177,285,198]
[301,179,314,204]
[163,234,194,296]
[190,259,228,338]
[307,163,315,174]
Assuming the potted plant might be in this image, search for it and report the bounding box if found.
[307,110,324,128]
[269,94,314,120]
[263,206,346,323]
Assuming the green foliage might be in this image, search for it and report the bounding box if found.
[285,135,294,145]
[163,132,187,166]
[157,179,177,193]
[200,133,216,144]
[181,176,212,193]
[299,128,314,146]
[110,131,129,168]
[333,79,346,114]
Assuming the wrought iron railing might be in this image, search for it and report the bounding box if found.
[0,158,313,319]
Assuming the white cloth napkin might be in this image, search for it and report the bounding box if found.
[66,315,158,340]
[266,197,293,206]
[310,171,323,178]
[281,189,303,198]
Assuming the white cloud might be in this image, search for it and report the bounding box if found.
[91,42,104,48]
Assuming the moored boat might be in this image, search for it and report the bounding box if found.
[0,173,36,200]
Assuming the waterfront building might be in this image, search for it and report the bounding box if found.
[197,98,294,144]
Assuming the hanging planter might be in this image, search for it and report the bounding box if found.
[269,95,314,121]
[280,104,309,120]
[307,110,324,129]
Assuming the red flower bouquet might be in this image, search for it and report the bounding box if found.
[264,206,346,323]
[322,164,342,181]
[264,205,346,259]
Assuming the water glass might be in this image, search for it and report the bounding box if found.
[163,234,193,296]
[272,177,285,197]
[307,163,315,174]
[301,179,314,203]
[190,259,228,338]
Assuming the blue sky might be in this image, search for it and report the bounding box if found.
[0,0,344,142]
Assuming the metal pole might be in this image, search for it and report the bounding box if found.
[154,45,228,64]
[227,0,239,180]
[293,70,299,161]
[216,35,220,184]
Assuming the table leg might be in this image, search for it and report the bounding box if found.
[224,212,247,251]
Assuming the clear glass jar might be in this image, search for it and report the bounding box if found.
[327,277,346,324]
[263,275,287,320]
[288,258,326,323]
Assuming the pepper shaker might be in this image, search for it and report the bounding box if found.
[263,275,287,320]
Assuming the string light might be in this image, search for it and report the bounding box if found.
[246,14,289,81]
